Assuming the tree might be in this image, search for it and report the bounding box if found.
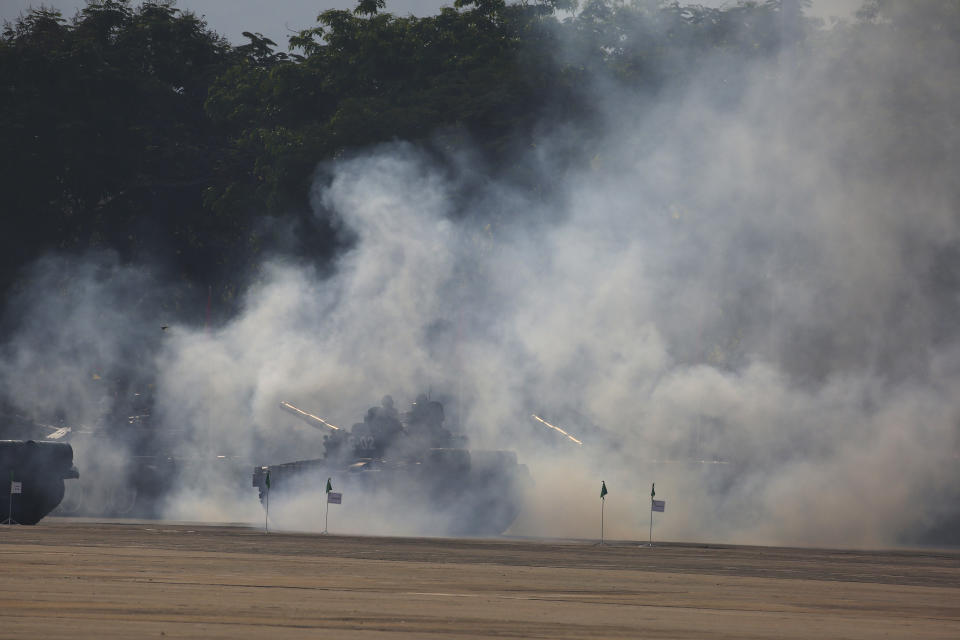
[0,1,240,317]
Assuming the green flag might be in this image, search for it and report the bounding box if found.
[651,483,655,498]
[326,477,333,494]
[265,470,271,490]
[600,481,608,499]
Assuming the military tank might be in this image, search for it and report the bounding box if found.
[0,440,79,524]
[253,395,530,536]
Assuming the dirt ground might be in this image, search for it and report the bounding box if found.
[1,519,958,639]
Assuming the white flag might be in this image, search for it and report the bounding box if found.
[651,499,665,512]
[11,481,22,495]
[327,492,342,504]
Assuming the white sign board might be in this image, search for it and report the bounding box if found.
[10,481,22,495]
[327,492,342,504]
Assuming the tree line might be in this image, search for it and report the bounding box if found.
[0,0,942,323]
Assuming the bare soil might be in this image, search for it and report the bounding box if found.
[1,518,958,638]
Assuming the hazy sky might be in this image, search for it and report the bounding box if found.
[3,0,863,46]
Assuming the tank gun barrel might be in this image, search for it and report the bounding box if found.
[531,414,583,446]
[36,423,72,440]
[279,401,340,431]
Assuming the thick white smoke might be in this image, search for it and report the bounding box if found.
[0,255,170,516]
[3,3,958,546]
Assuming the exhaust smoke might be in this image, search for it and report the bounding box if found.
[1,3,958,546]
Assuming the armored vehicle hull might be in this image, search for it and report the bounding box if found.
[254,449,528,535]
[253,396,530,535]
[0,440,79,524]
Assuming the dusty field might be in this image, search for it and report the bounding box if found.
[1,519,959,639]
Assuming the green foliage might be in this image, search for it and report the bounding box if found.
[5,0,915,324]
[0,1,261,316]
[207,0,586,218]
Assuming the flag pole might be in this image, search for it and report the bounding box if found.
[648,502,653,546]
[323,477,332,534]
[648,482,655,547]
[600,480,608,545]
[264,470,270,534]
[7,470,12,527]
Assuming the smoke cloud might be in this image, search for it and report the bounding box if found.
[2,3,959,546]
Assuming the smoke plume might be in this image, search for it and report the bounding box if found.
[2,2,959,546]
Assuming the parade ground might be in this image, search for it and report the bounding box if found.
[1,519,959,639]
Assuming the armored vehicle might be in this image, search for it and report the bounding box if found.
[253,395,530,535]
[0,440,79,524]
